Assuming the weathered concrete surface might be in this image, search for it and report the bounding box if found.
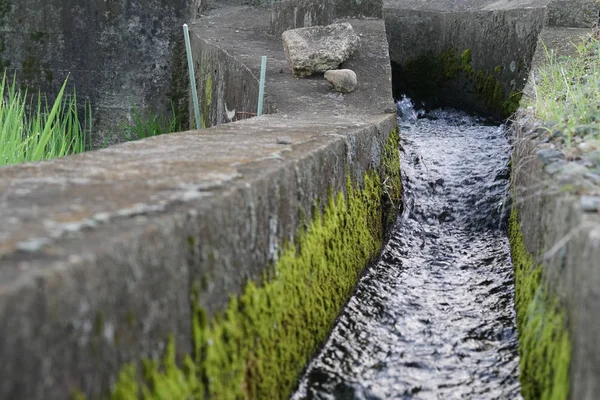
[513,22,600,400]
[270,0,383,37]
[547,0,600,27]
[0,0,190,147]
[384,0,547,118]
[271,0,336,37]
[0,4,395,398]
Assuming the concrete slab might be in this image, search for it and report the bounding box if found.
[190,5,394,118]
[383,0,549,12]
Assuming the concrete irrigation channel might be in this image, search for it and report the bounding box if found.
[0,0,598,398]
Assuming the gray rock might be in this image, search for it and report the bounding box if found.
[536,147,563,164]
[276,136,292,145]
[544,160,566,175]
[578,139,600,153]
[586,151,600,166]
[585,172,600,185]
[282,23,360,78]
[558,162,589,184]
[324,69,358,93]
[580,196,600,213]
[551,130,564,139]
[575,124,599,136]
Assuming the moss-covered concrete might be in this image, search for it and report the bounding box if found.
[474,69,522,117]
[396,47,521,118]
[107,128,401,400]
[508,208,571,400]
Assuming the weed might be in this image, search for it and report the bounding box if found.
[0,73,90,166]
[117,102,181,142]
[526,30,600,144]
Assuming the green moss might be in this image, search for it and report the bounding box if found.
[42,62,53,85]
[202,75,212,129]
[402,49,465,95]
[381,127,402,227]
[508,208,571,400]
[126,312,136,329]
[402,48,521,118]
[503,91,523,116]
[108,127,402,400]
[167,37,189,131]
[71,389,87,400]
[474,70,521,117]
[439,48,461,80]
[94,311,105,337]
[461,49,474,76]
[21,55,40,82]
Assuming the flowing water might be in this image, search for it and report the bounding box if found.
[292,98,521,399]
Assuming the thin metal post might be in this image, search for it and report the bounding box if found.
[257,56,267,116]
[183,24,202,129]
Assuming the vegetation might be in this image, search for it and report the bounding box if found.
[526,30,600,144]
[0,71,181,166]
[114,102,181,142]
[508,209,570,400]
[0,73,89,166]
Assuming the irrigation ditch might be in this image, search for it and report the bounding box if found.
[0,0,599,399]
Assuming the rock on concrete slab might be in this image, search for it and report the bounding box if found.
[324,69,358,93]
[282,22,360,77]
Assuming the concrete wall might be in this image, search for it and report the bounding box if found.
[384,1,546,118]
[0,0,190,147]
[511,3,600,397]
[0,3,398,398]
[271,0,382,37]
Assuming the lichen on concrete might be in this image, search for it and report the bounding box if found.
[105,127,402,399]
[508,208,571,400]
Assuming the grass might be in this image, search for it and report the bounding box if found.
[106,102,181,145]
[0,70,181,165]
[0,73,90,166]
[526,28,600,145]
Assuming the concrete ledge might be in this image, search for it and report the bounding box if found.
[0,4,397,399]
[511,25,600,400]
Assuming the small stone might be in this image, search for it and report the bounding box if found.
[544,161,566,175]
[574,124,598,136]
[557,162,589,184]
[578,139,600,153]
[324,69,358,93]
[551,130,564,139]
[276,137,292,145]
[586,150,600,165]
[580,195,600,212]
[585,172,600,184]
[536,147,563,164]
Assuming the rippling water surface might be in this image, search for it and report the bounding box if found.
[292,101,521,400]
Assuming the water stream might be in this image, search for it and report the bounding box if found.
[292,98,521,399]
